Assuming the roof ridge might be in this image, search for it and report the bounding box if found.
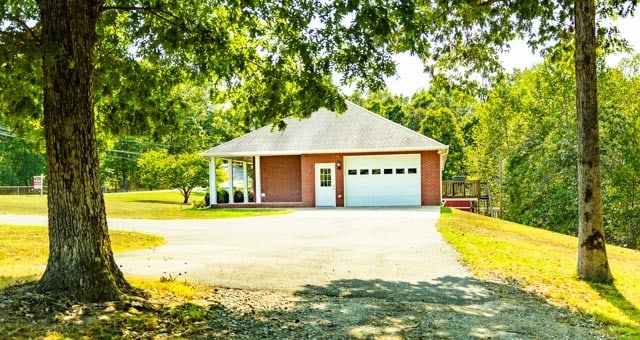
[345,101,448,148]
[201,101,449,157]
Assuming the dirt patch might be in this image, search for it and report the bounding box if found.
[0,278,608,339]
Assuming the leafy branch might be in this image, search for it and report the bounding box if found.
[100,5,183,27]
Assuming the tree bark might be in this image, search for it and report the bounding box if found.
[180,187,192,204]
[574,0,613,283]
[37,0,132,301]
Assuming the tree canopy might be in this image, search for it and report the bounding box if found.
[1,0,636,300]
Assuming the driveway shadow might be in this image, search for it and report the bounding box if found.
[294,276,495,306]
[0,277,605,338]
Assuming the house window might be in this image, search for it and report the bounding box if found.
[408,168,417,174]
[360,169,369,175]
[396,168,405,174]
[320,168,332,187]
[372,169,381,175]
[348,169,357,175]
[384,168,393,174]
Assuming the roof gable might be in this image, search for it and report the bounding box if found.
[201,101,448,157]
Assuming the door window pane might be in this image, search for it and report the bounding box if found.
[320,168,332,187]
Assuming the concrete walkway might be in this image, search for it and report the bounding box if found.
[0,208,488,298]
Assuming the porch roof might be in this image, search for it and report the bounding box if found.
[201,101,448,157]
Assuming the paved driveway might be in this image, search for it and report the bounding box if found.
[113,207,480,292]
[0,208,480,294]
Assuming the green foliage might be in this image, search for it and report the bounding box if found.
[407,84,476,178]
[137,150,172,191]
[599,56,640,248]
[100,138,147,191]
[216,188,229,204]
[350,90,408,124]
[419,107,466,179]
[137,150,209,204]
[0,133,46,186]
[469,60,579,235]
[169,153,209,204]
[467,55,640,248]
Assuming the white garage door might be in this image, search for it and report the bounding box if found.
[344,154,421,207]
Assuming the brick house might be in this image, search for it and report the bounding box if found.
[200,101,448,207]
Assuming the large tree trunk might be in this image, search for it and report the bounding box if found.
[574,0,613,283]
[37,0,132,301]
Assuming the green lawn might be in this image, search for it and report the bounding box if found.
[0,225,166,289]
[0,190,292,219]
[438,208,640,337]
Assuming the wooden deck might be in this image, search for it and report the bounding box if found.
[442,180,490,200]
[442,180,492,216]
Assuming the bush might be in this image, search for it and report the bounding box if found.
[213,188,255,203]
[217,189,229,203]
[193,199,206,208]
[233,189,244,203]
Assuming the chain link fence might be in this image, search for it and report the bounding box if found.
[0,186,48,195]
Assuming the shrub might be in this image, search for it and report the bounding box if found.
[216,189,229,203]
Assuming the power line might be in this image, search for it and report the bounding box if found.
[104,155,137,162]
[107,149,142,155]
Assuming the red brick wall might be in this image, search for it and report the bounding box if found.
[259,151,442,207]
[301,154,344,207]
[260,155,302,202]
[419,151,442,205]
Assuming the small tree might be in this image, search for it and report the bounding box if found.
[168,153,208,204]
[137,150,208,204]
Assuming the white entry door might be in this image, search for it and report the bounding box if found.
[315,163,336,207]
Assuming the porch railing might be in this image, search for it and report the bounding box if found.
[442,180,489,200]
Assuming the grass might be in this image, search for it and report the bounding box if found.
[0,190,292,219]
[0,224,210,339]
[0,225,166,289]
[438,207,640,336]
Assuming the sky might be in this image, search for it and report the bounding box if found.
[384,15,640,97]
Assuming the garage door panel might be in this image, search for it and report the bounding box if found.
[344,154,421,207]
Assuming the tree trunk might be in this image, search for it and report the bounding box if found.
[37,0,132,301]
[574,0,613,283]
[181,187,192,204]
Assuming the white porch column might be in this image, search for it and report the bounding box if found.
[255,155,262,204]
[242,161,249,203]
[439,150,448,204]
[209,157,217,206]
[228,159,234,203]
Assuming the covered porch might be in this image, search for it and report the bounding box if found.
[207,156,258,206]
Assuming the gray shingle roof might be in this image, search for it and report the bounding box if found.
[201,101,448,157]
